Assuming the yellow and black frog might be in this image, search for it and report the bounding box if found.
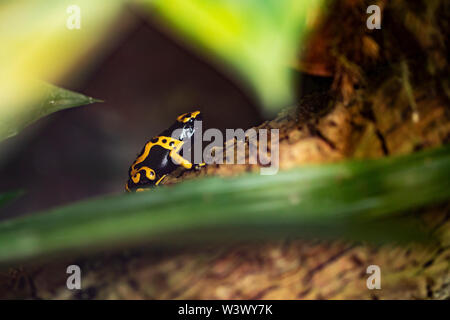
[126,111,205,192]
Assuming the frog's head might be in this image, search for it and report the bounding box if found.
[176,110,202,124]
[162,111,202,141]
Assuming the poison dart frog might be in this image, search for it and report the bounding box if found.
[126,111,205,192]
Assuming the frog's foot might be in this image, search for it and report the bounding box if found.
[193,163,206,171]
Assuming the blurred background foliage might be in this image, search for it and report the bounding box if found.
[0,0,125,140]
[0,0,324,143]
[142,0,325,111]
[0,0,327,219]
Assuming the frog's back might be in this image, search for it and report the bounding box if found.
[126,136,180,191]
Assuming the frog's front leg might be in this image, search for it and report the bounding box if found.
[169,149,193,169]
[193,162,206,170]
[169,150,206,171]
[169,141,206,171]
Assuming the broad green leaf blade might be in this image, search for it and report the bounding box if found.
[0,83,100,141]
[140,0,325,113]
[0,190,24,208]
[0,145,449,264]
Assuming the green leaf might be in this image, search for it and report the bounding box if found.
[0,83,100,141]
[0,145,449,264]
[0,0,124,141]
[0,190,24,208]
[140,0,325,113]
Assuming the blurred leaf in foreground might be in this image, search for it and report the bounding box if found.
[0,83,100,141]
[0,145,449,264]
[141,0,325,113]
